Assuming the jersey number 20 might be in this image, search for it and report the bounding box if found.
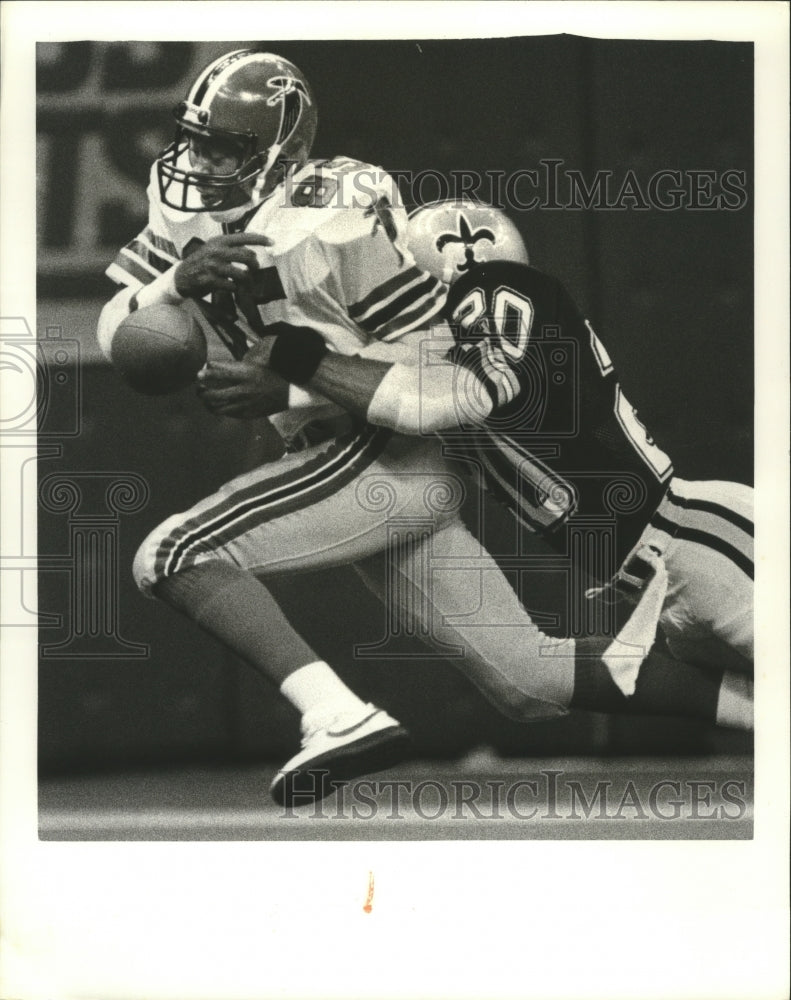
[454,285,535,360]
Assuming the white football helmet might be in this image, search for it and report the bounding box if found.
[157,49,317,212]
[408,200,529,285]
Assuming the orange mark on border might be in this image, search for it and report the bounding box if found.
[363,871,375,913]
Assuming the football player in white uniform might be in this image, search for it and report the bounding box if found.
[256,199,754,730]
[99,53,751,807]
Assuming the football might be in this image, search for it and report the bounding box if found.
[110,304,208,395]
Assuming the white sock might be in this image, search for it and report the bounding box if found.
[716,671,754,731]
[279,661,367,726]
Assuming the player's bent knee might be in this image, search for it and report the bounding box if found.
[132,525,164,597]
[132,512,188,596]
[133,506,245,597]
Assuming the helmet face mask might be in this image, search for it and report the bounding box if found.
[408,200,529,285]
[158,123,261,213]
[156,50,317,213]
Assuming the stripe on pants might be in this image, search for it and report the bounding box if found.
[650,494,754,580]
[154,425,391,581]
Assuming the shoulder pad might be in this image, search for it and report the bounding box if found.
[286,158,405,248]
[293,158,400,211]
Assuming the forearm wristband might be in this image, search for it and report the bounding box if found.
[268,326,328,385]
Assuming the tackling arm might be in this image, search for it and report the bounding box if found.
[258,333,493,434]
[303,352,392,422]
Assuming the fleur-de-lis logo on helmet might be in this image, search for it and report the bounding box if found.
[436,213,497,273]
[407,202,529,286]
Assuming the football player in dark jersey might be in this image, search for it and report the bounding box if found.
[107,54,748,810]
[255,201,753,730]
[103,51,753,811]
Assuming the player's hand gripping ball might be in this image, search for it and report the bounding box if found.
[111,304,208,395]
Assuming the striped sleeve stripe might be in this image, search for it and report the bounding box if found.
[125,238,175,276]
[480,370,509,409]
[490,432,578,529]
[479,380,500,410]
[371,283,447,340]
[457,345,501,410]
[374,280,447,340]
[146,229,179,260]
[348,266,426,323]
[475,445,554,534]
[105,227,179,286]
[483,341,521,406]
[105,260,143,289]
[360,274,441,334]
[456,343,520,409]
[106,251,157,286]
[119,247,160,278]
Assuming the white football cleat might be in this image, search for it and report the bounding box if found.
[270,704,410,807]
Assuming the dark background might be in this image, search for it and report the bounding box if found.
[37,38,753,774]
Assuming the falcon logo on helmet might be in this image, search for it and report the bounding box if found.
[266,77,313,147]
[408,200,529,285]
[157,50,318,213]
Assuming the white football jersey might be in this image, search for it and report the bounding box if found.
[106,156,446,440]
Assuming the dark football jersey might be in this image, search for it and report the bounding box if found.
[442,261,673,572]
